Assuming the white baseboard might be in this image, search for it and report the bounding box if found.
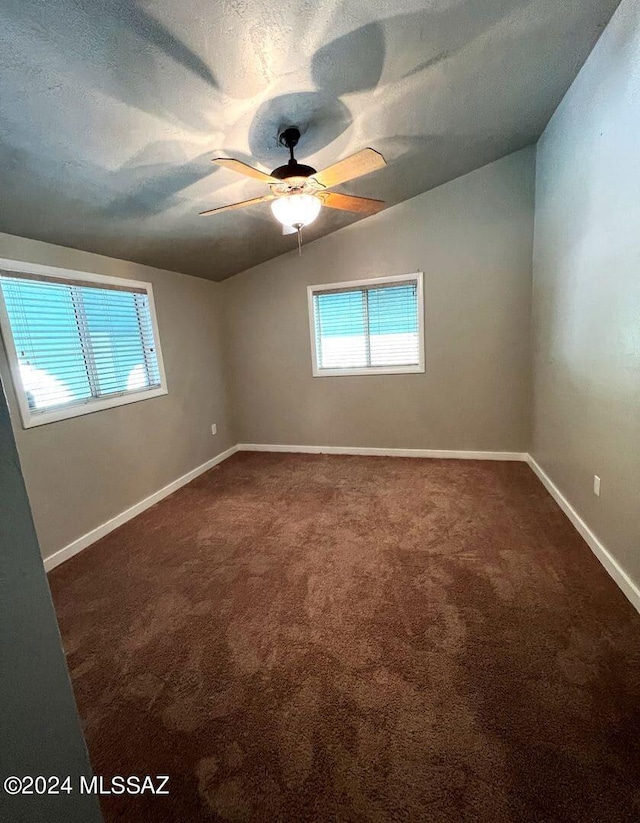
[43,443,527,572]
[44,445,238,572]
[237,444,528,461]
[527,455,640,614]
[43,443,638,616]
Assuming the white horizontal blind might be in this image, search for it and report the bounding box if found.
[312,279,420,371]
[0,273,162,415]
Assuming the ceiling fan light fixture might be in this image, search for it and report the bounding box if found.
[271,194,321,229]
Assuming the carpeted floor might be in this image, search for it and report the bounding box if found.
[49,453,640,822]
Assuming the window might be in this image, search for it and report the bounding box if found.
[0,261,167,428]
[308,273,424,376]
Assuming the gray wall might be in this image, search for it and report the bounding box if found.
[531,0,640,583]
[223,148,535,452]
[0,233,235,561]
[0,379,103,823]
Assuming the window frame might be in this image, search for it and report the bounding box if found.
[307,272,425,377]
[0,258,168,429]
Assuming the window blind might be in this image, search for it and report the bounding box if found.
[0,273,162,416]
[312,280,420,371]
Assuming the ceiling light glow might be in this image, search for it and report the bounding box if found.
[271,194,321,229]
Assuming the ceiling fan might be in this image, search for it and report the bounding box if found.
[199,127,387,250]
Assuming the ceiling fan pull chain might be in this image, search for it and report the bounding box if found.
[297,226,303,256]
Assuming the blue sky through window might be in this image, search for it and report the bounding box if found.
[2,279,91,408]
[368,286,418,336]
[0,275,161,412]
[313,282,420,370]
[315,285,417,338]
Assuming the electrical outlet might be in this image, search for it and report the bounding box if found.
[211,423,217,436]
[593,475,601,496]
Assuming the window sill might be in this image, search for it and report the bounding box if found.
[312,365,425,377]
[19,386,168,429]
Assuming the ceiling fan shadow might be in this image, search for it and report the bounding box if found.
[247,92,352,166]
[311,21,385,97]
[1,0,219,132]
[94,141,221,218]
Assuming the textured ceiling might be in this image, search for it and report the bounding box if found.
[0,0,619,281]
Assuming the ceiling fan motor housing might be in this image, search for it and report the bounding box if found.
[270,162,317,181]
[272,126,317,183]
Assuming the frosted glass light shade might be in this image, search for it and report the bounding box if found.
[271,194,321,228]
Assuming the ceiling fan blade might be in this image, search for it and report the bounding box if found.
[212,158,278,184]
[199,194,276,216]
[320,191,385,215]
[311,148,386,189]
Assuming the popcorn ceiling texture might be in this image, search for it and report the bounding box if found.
[0,0,620,280]
[49,452,640,821]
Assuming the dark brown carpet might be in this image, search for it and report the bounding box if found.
[49,453,640,822]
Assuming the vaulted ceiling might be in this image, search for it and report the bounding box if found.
[0,0,619,281]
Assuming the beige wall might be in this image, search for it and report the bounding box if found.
[0,233,235,560]
[531,0,640,583]
[222,148,535,452]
